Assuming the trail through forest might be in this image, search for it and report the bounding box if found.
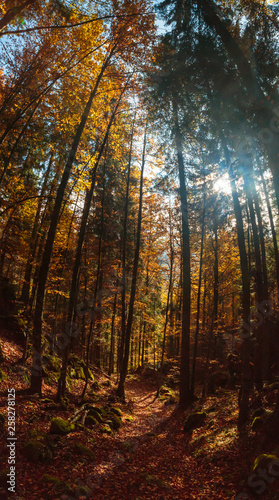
[0,331,279,499]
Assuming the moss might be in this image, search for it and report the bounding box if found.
[42,355,60,373]
[268,381,279,391]
[87,409,103,422]
[76,485,91,496]
[106,413,121,430]
[43,474,73,495]
[251,408,265,420]
[100,424,112,434]
[84,416,98,428]
[251,416,264,431]
[102,379,111,387]
[253,454,279,472]
[0,368,6,380]
[109,407,122,417]
[164,395,177,406]
[183,411,207,432]
[49,417,75,435]
[72,443,95,459]
[24,440,52,463]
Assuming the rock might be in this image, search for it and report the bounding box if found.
[106,414,121,430]
[183,411,207,432]
[100,424,112,434]
[253,454,279,472]
[49,417,75,435]
[87,409,103,423]
[23,440,52,463]
[71,443,95,459]
[84,416,98,428]
[109,407,122,417]
[43,474,73,495]
[251,416,264,431]
[251,408,265,420]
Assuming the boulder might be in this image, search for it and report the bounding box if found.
[184,412,207,432]
[23,440,52,463]
[49,417,75,435]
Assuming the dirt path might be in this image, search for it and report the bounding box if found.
[1,331,279,500]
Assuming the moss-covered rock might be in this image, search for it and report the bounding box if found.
[109,407,122,417]
[76,484,92,497]
[84,416,98,428]
[87,409,103,422]
[106,414,122,430]
[23,440,52,463]
[253,454,279,472]
[42,355,60,373]
[251,408,266,420]
[49,417,75,435]
[267,381,279,391]
[183,411,207,432]
[251,416,264,431]
[43,474,74,495]
[100,424,112,434]
[71,443,95,459]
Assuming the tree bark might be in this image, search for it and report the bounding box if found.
[173,102,191,407]
[116,127,147,399]
[224,150,251,427]
[191,173,206,396]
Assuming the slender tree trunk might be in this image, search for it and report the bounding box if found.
[191,176,206,396]
[30,50,114,394]
[116,128,147,399]
[20,153,53,304]
[224,153,251,427]
[157,207,173,397]
[173,102,191,407]
[108,284,118,376]
[258,158,279,297]
[119,117,135,373]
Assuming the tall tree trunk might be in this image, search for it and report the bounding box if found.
[119,117,135,373]
[258,158,279,296]
[20,153,53,304]
[191,174,206,396]
[116,128,147,399]
[224,151,251,427]
[30,50,114,395]
[173,102,191,407]
[157,206,173,397]
[108,283,118,376]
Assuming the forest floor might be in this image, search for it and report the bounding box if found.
[0,327,279,500]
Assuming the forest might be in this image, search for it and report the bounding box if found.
[0,0,279,499]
